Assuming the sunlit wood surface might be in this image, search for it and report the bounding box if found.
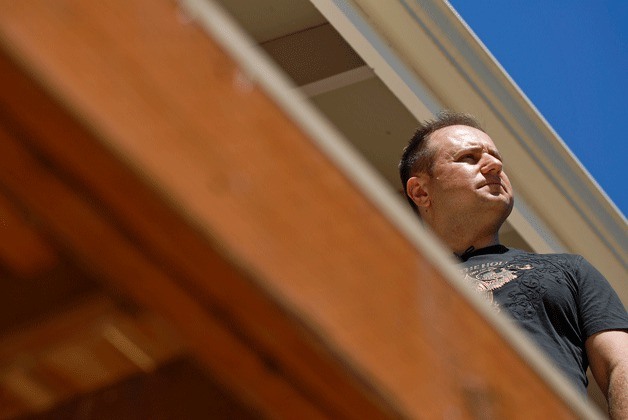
[0,0,592,418]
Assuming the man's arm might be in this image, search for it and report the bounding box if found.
[586,330,628,419]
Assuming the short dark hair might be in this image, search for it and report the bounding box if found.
[399,110,484,214]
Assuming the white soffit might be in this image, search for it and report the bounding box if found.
[214,0,326,43]
[309,0,626,302]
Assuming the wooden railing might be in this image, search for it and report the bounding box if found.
[0,0,600,418]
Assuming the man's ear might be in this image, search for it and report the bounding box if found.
[406,175,430,208]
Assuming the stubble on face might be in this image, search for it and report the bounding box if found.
[423,125,514,231]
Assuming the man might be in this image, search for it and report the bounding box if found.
[399,111,628,418]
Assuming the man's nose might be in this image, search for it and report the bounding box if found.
[480,154,503,174]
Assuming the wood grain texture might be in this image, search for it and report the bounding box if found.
[0,0,588,418]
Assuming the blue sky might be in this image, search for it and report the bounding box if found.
[447,1,627,217]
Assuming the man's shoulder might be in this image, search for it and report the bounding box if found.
[503,248,581,259]
[506,249,583,266]
[526,250,583,264]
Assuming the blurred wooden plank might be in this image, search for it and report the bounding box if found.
[1,368,56,413]
[0,296,115,363]
[0,122,336,418]
[0,191,58,278]
[0,294,186,415]
[0,2,401,418]
[0,0,594,418]
[26,358,262,420]
[0,261,97,338]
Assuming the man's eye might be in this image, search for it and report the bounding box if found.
[459,154,477,162]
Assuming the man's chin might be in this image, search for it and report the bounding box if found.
[482,196,514,217]
[481,192,512,205]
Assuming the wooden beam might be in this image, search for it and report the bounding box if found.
[0,117,342,417]
[0,0,596,418]
[0,294,186,415]
[0,189,58,278]
[0,7,395,413]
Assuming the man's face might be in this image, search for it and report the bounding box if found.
[421,125,514,224]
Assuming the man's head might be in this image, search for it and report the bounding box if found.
[399,111,485,214]
[399,111,514,250]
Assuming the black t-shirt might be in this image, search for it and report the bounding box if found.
[458,245,628,394]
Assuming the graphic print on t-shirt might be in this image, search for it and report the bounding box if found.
[460,257,534,313]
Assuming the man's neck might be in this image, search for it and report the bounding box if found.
[422,209,504,256]
[448,235,501,257]
[429,221,500,256]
